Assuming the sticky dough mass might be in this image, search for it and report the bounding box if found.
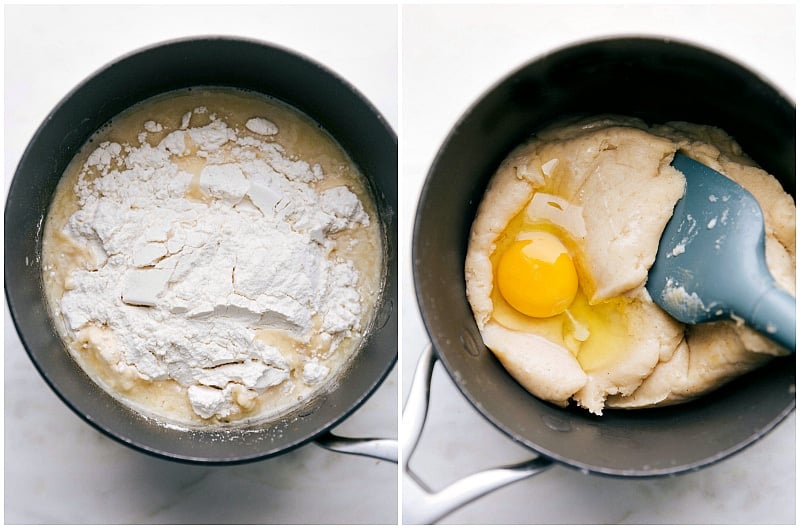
[465,117,796,415]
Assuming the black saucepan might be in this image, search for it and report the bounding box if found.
[5,37,398,464]
[412,37,794,486]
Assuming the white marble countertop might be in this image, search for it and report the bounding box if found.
[4,5,398,525]
[400,3,795,525]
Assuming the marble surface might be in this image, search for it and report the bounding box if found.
[400,3,795,525]
[4,5,397,525]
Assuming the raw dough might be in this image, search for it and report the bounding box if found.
[465,116,795,414]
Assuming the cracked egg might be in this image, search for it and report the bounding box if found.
[465,117,795,415]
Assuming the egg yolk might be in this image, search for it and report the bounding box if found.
[496,232,578,318]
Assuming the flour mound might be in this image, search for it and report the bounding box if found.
[58,109,371,422]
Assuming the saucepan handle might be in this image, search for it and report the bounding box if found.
[315,430,398,463]
[402,343,553,525]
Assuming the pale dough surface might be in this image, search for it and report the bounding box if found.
[465,117,795,414]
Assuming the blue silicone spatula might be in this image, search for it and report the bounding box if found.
[646,153,796,351]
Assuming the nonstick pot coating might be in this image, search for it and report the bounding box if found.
[413,37,795,477]
[5,37,398,464]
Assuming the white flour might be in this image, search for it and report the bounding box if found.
[54,104,372,422]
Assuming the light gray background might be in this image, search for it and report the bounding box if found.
[400,3,795,524]
[4,4,398,524]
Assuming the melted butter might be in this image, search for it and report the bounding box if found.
[174,155,208,202]
[71,324,196,419]
[489,192,632,372]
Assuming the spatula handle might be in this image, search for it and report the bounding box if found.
[748,286,796,352]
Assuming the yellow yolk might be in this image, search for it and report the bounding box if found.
[489,197,632,373]
[496,232,578,318]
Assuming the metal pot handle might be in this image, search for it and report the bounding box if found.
[402,343,553,525]
[315,431,398,463]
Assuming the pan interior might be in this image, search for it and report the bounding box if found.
[5,37,398,464]
[413,37,795,476]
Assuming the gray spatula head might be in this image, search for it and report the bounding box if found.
[646,153,795,351]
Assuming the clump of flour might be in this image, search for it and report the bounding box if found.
[56,106,371,422]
